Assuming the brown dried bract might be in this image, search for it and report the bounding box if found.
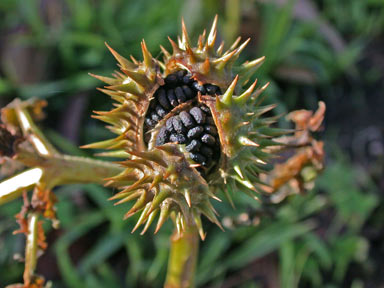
[31,185,58,222]
[262,101,326,198]
[6,275,46,288]
[1,99,47,134]
[13,192,48,251]
[285,100,325,144]
[269,140,324,192]
[13,192,30,236]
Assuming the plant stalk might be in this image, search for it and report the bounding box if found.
[165,224,199,288]
[23,212,40,285]
[0,155,124,206]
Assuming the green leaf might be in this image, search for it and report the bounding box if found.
[55,211,105,288]
[78,231,126,274]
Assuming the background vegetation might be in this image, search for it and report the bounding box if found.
[0,0,383,287]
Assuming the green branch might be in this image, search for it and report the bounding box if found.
[165,224,199,288]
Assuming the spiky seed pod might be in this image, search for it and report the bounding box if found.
[87,16,282,238]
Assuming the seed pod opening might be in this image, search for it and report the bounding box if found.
[87,16,279,237]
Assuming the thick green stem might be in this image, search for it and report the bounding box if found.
[165,224,199,288]
[34,154,124,186]
[0,155,123,205]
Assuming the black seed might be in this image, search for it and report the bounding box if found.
[179,111,195,128]
[175,87,187,104]
[176,70,187,80]
[166,118,175,133]
[187,126,204,139]
[201,134,216,146]
[170,133,187,144]
[205,84,221,95]
[151,112,161,122]
[185,139,201,152]
[156,127,169,146]
[206,116,215,125]
[145,76,222,172]
[200,146,213,157]
[200,105,210,114]
[182,85,194,99]
[158,89,171,110]
[204,125,217,135]
[169,134,177,142]
[172,116,187,134]
[145,117,156,128]
[191,81,207,94]
[190,107,206,124]
[167,89,178,107]
[183,75,193,84]
[190,152,206,164]
[165,73,178,85]
[155,105,167,118]
[177,134,187,144]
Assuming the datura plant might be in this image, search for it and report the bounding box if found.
[0,16,325,288]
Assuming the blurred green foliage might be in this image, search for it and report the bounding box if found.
[1,0,383,287]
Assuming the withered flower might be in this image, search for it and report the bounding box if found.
[262,101,326,202]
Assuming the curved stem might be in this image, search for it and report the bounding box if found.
[165,224,199,288]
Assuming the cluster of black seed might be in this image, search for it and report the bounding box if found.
[144,70,221,142]
[155,104,220,169]
[143,70,222,174]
